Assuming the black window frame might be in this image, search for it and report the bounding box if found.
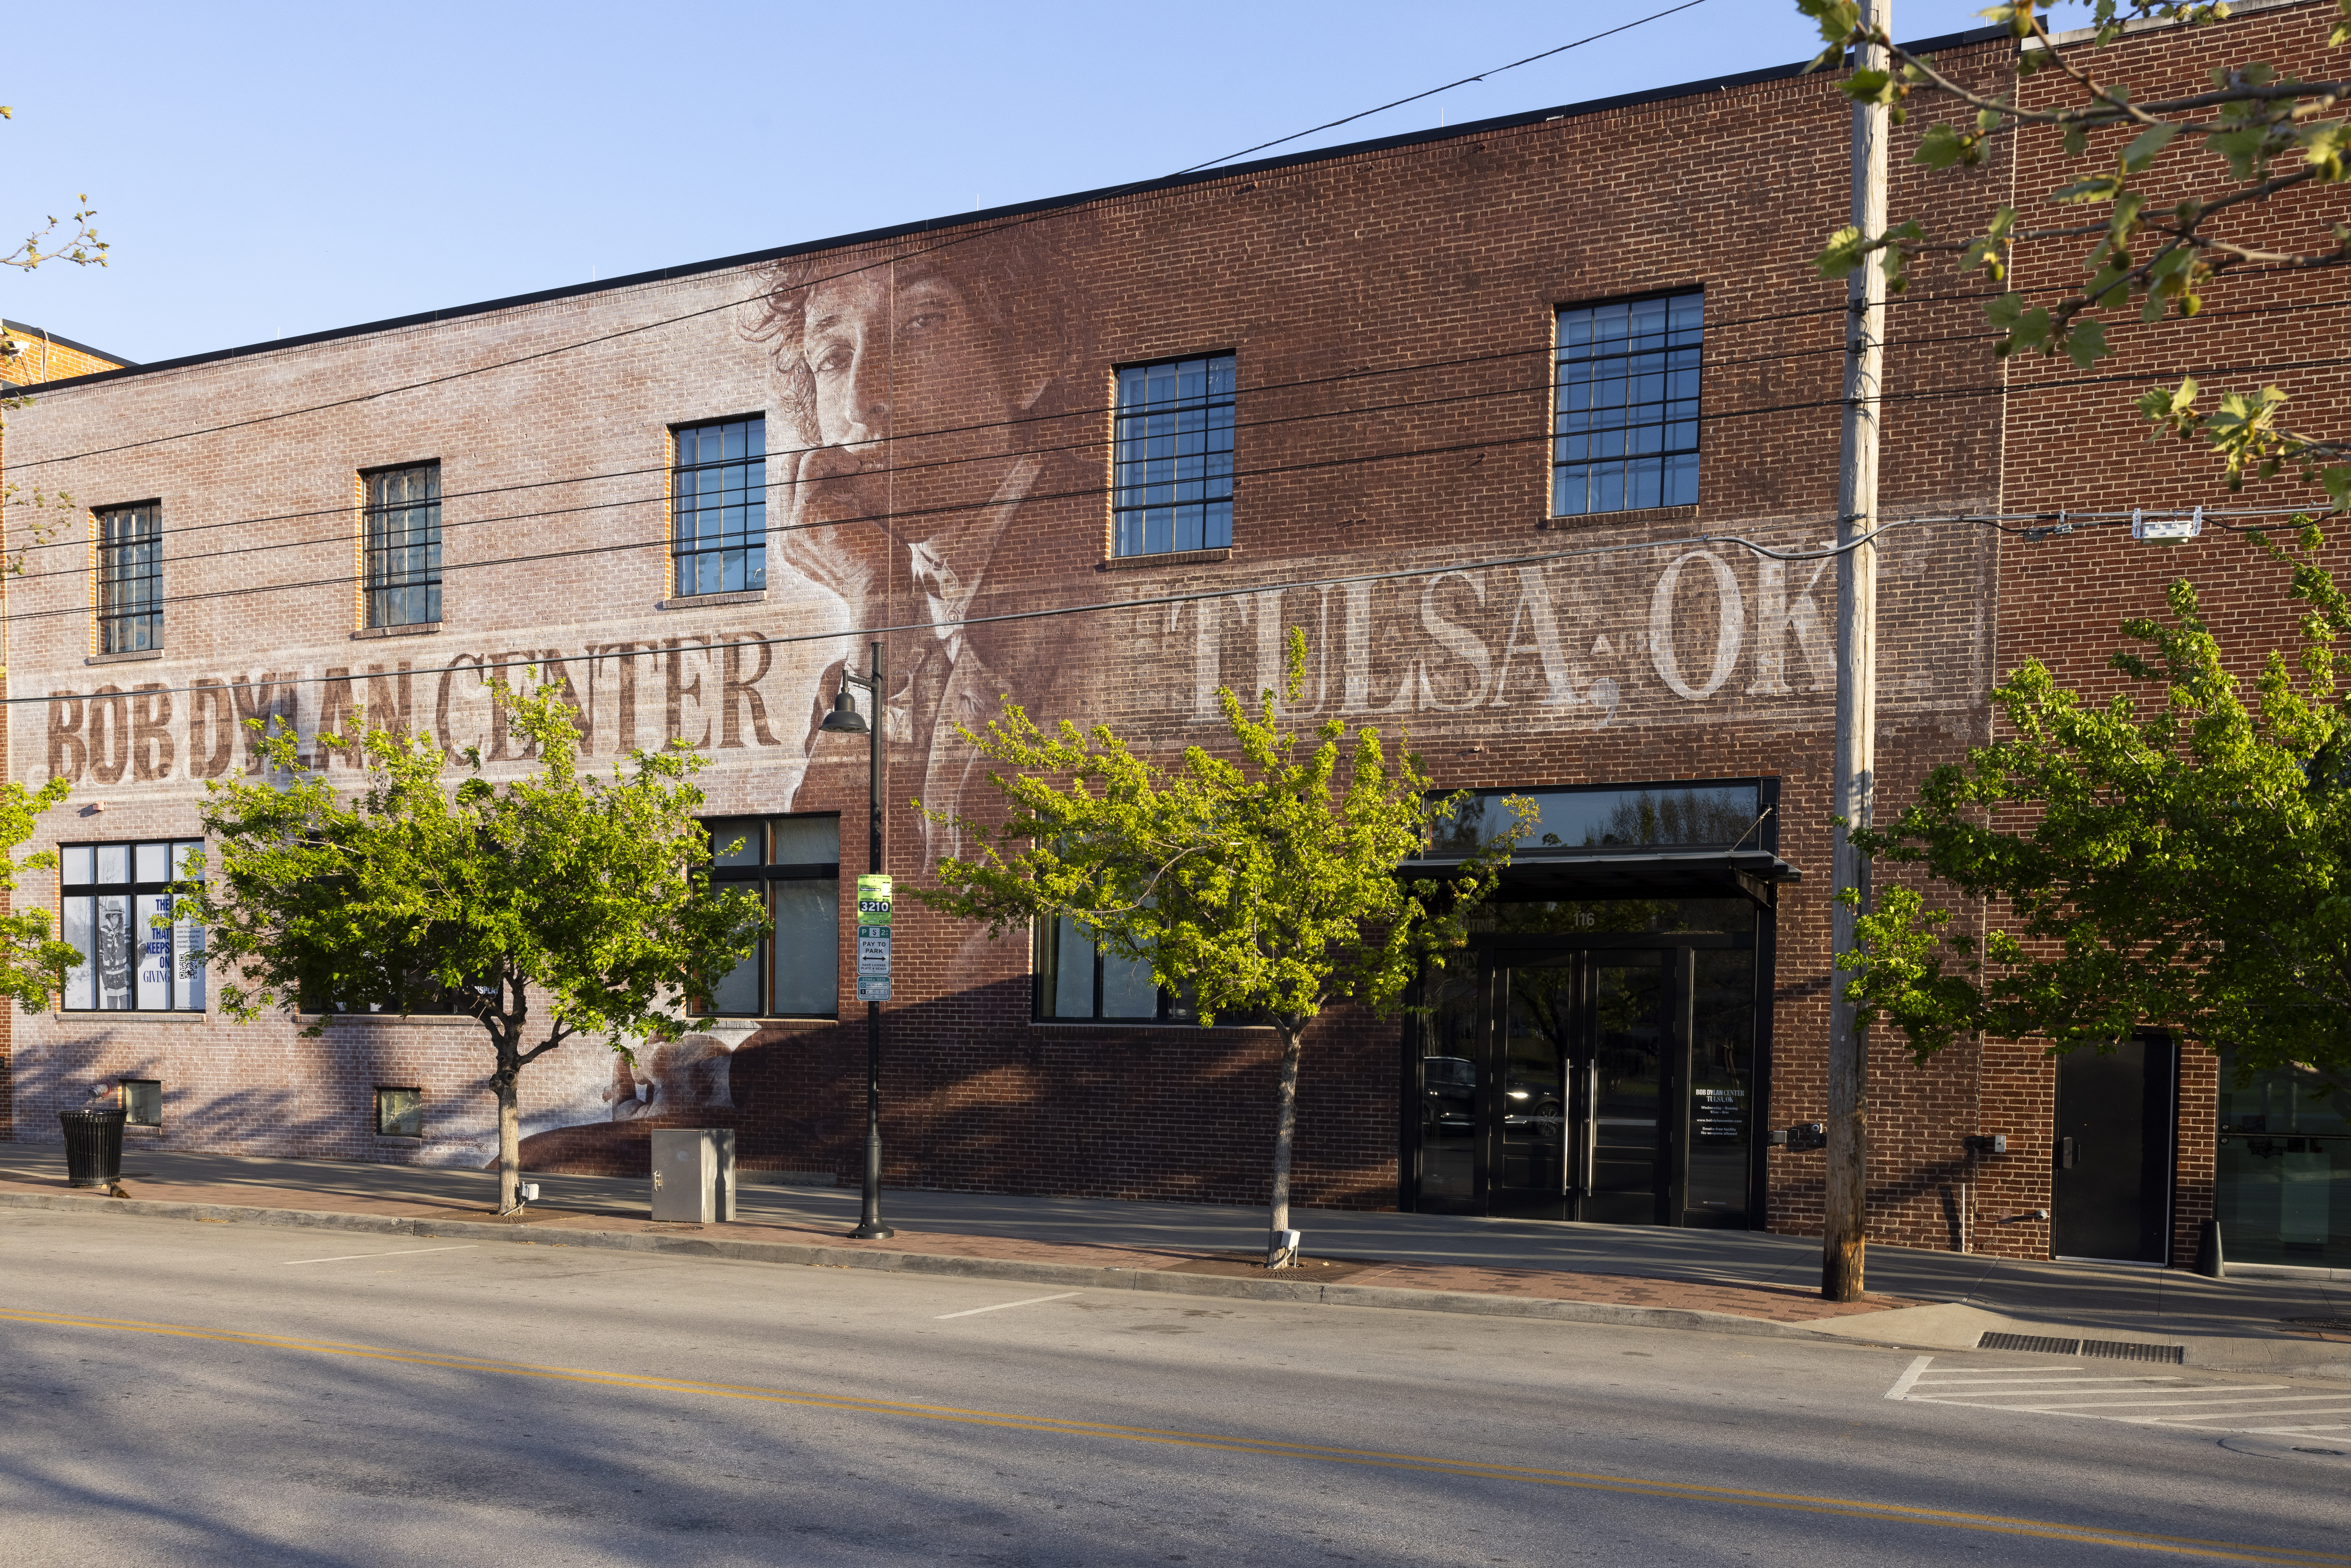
[1427,776,1778,857]
[671,416,768,598]
[1111,353,1236,558]
[1033,917,1245,1025]
[95,500,164,655]
[703,813,839,1018]
[1550,289,1703,519]
[375,1086,424,1139]
[58,838,205,1013]
[363,461,443,629]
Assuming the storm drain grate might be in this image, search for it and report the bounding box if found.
[1975,1332,2185,1362]
[2285,1318,2351,1333]
[2081,1339,2186,1364]
[1978,1332,2082,1355]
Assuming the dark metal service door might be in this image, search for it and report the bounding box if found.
[2052,1037,2177,1263]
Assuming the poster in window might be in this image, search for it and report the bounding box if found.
[96,894,133,1009]
[61,896,95,1010]
[137,893,173,1010]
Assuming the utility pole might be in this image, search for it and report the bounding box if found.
[1825,0,1890,1303]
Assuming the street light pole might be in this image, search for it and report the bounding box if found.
[820,640,894,1242]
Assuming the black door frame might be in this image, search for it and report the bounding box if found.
[1400,925,1765,1226]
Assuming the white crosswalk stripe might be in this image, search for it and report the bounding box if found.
[1886,1356,2351,1436]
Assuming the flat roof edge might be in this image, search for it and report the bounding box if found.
[24,22,2014,398]
[1,319,135,369]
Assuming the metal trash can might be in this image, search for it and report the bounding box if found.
[59,1107,126,1189]
[649,1128,735,1223]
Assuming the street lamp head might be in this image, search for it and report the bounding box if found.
[819,686,868,735]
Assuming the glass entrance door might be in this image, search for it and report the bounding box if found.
[1408,935,1755,1228]
[1493,957,1576,1217]
[1583,955,1668,1224]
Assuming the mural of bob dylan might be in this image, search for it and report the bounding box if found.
[751,216,1107,862]
[515,220,1111,1176]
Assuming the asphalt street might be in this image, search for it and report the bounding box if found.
[3,1207,2347,1567]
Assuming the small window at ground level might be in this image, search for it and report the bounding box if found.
[60,839,205,1012]
[703,814,839,1017]
[121,1079,162,1127]
[1112,355,1235,557]
[376,1087,424,1139]
[1553,291,1702,517]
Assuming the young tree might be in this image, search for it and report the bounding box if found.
[1840,523,2351,1087]
[186,679,767,1212]
[1800,0,2351,504]
[0,776,80,1009]
[920,631,1527,1266]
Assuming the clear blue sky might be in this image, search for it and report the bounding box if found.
[7,0,2040,365]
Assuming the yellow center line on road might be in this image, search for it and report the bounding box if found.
[3,1305,2343,1567]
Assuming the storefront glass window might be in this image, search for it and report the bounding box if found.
[61,838,204,1012]
[1429,782,1764,856]
[2215,1049,2351,1269]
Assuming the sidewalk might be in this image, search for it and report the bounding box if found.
[4,1145,2346,1363]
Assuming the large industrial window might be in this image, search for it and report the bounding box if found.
[1552,291,1702,517]
[96,502,163,654]
[1112,354,1235,557]
[60,839,205,1012]
[704,814,837,1017]
[364,463,442,627]
[672,417,767,597]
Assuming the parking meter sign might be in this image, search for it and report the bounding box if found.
[856,876,892,999]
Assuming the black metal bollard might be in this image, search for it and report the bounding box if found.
[2193,1217,2225,1279]
[59,1107,126,1189]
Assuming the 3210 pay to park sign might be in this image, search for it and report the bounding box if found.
[856,874,891,1003]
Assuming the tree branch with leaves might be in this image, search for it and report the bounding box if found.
[1839,519,2351,1082]
[1800,0,2351,506]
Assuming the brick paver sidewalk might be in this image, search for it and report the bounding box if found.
[0,1164,1905,1325]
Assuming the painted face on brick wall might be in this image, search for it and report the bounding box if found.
[799,269,1007,454]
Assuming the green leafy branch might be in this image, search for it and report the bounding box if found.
[1839,521,2351,1072]
[1798,0,2351,499]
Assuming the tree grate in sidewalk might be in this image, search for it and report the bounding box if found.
[1977,1331,2185,1363]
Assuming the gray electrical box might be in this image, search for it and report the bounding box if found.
[649,1128,736,1223]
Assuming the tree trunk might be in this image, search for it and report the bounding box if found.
[494,1052,522,1215]
[1265,1022,1304,1267]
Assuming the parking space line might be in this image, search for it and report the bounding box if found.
[1885,1356,1933,1400]
[1888,1355,2351,1436]
[280,1245,479,1266]
[934,1292,1083,1320]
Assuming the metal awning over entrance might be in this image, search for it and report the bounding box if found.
[1404,848,1804,907]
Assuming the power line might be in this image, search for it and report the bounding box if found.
[1169,0,1715,174]
[3,7,1716,480]
[6,508,2011,711]
[35,501,2336,717]
[12,339,2350,620]
[20,278,2351,588]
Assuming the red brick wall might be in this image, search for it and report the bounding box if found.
[0,10,2319,1268]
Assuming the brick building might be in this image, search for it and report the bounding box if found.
[2,2,2344,1274]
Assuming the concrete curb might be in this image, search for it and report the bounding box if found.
[0,1187,1825,1341]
